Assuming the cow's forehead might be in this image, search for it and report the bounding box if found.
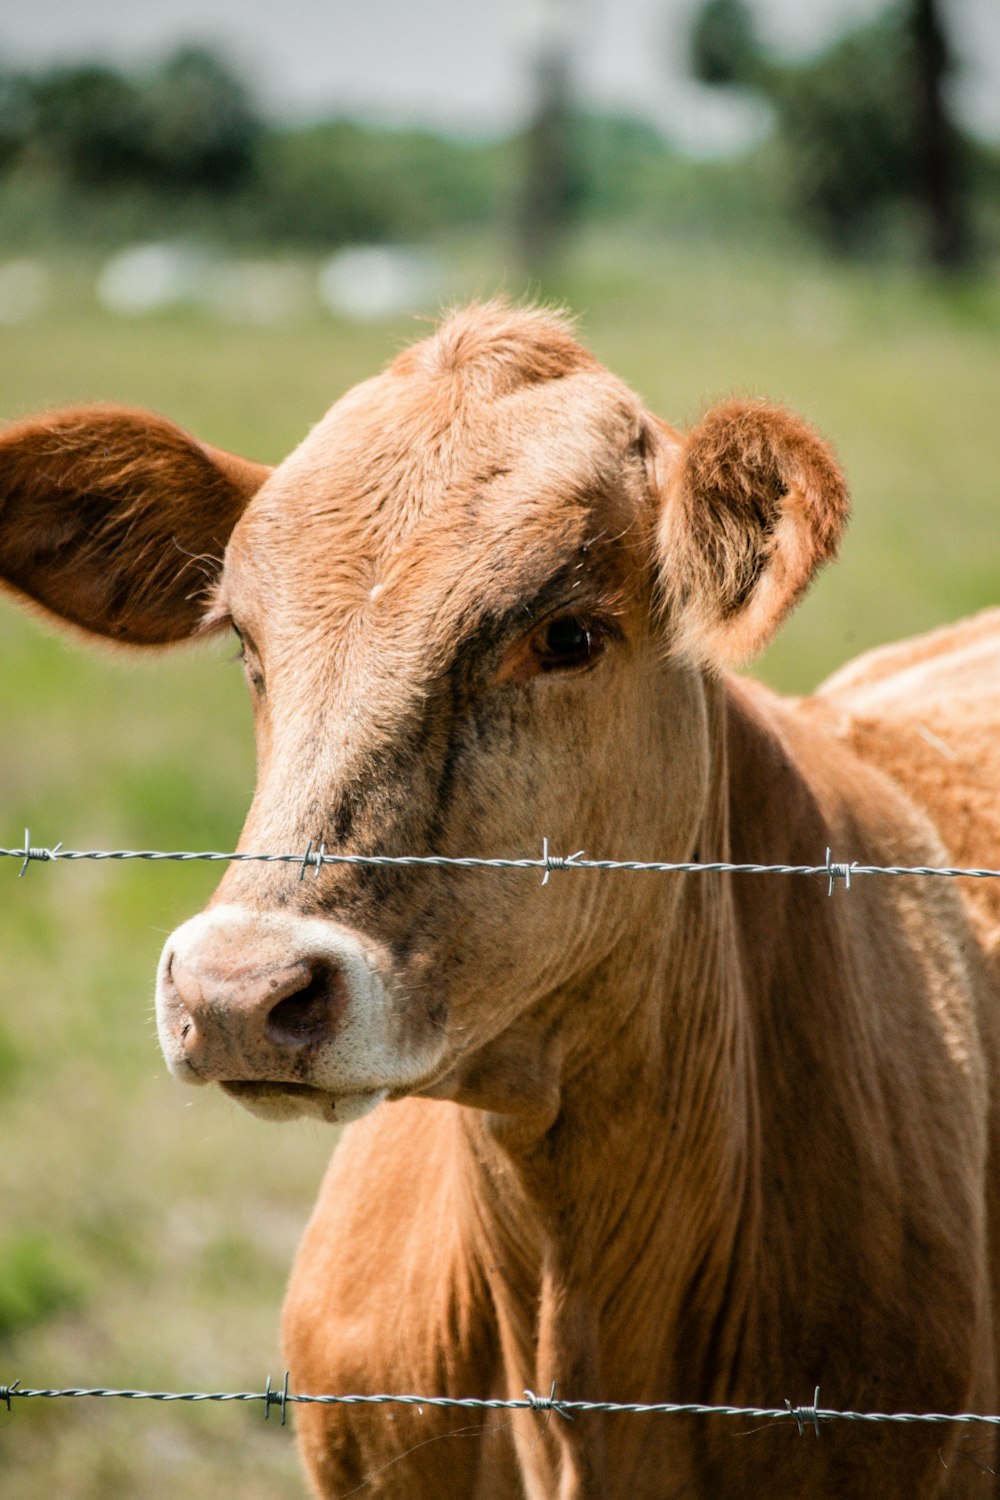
[221,347,653,640]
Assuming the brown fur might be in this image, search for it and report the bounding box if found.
[659,398,849,664]
[0,404,269,643]
[2,302,998,1498]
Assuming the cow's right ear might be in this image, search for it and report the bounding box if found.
[647,400,849,668]
[0,405,271,646]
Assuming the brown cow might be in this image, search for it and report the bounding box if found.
[1,302,999,1498]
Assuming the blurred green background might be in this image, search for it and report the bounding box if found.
[1,1,998,1494]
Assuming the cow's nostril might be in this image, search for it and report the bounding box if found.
[266,968,344,1049]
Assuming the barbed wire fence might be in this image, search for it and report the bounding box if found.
[6,1378,1000,1436]
[4,831,1000,1441]
[4,834,1000,890]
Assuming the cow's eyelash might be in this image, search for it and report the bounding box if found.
[229,624,266,694]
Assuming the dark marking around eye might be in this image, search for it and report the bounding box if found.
[452,552,625,684]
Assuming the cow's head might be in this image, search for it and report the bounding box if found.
[0,303,848,1124]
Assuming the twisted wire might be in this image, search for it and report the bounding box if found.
[5,1379,1000,1431]
[3,839,999,885]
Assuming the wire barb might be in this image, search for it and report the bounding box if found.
[1,1379,19,1413]
[264,1371,290,1425]
[540,839,587,886]
[785,1387,823,1437]
[18,830,62,878]
[524,1382,573,1422]
[824,848,854,896]
[298,842,329,881]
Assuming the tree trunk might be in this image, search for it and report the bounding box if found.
[517,0,578,272]
[910,0,972,270]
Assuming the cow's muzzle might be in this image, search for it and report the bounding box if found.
[162,948,347,1076]
[155,905,399,1123]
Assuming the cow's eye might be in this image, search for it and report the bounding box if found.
[532,615,605,671]
[232,624,265,693]
[493,612,614,686]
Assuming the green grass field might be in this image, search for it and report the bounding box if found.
[1,234,998,1497]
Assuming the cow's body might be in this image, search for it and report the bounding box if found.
[1,304,998,1497]
[288,616,1000,1499]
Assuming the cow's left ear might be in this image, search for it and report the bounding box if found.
[0,405,271,645]
[649,400,849,667]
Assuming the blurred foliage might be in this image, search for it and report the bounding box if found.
[0,1232,84,1340]
[0,68,33,171]
[689,0,983,264]
[689,0,761,88]
[0,21,995,263]
[0,47,515,248]
[140,47,262,193]
[28,66,152,189]
[250,120,512,244]
[764,11,915,254]
[5,47,261,196]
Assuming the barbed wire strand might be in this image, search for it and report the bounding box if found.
[2,836,999,891]
[6,1378,1000,1432]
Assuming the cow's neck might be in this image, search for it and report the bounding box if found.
[444,676,760,1445]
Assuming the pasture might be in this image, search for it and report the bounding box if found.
[1,234,998,1497]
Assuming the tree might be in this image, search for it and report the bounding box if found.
[687,0,974,267]
[0,67,33,173]
[910,0,970,268]
[689,0,761,88]
[28,64,148,188]
[763,11,912,253]
[517,0,584,269]
[141,47,262,194]
[9,47,261,199]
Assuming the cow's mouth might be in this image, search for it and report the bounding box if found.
[220,1079,386,1124]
